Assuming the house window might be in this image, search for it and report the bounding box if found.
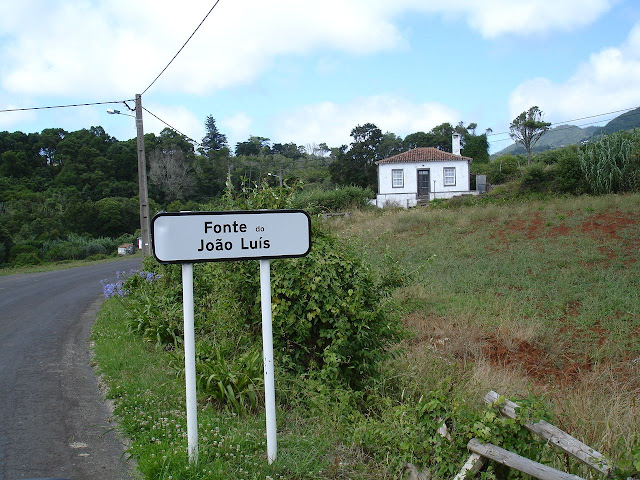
[443,167,456,186]
[392,169,404,188]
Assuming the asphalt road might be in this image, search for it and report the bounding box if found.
[0,258,142,480]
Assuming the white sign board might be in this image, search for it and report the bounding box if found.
[152,209,311,464]
[152,210,311,264]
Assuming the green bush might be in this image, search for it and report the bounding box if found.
[165,199,203,213]
[552,146,588,194]
[124,181,401,405]
[519,163,553,193]
[13,251,41,266]
[44,242,75,261]
[224,226,401,388]
[487,155,522,185]
[9,243,41,263]
[84,242,107,257]
[291,185,374,214]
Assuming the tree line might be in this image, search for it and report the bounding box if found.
[0,114,491,266]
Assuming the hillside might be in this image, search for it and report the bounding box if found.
[494,124,597,156]
[494,106,640,157]
[594,106,640,136]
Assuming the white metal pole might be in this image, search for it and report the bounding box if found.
[259,259,277,464]
[182,263,198,464]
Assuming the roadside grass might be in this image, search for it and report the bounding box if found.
[93,300,378,479]
[0,252,141,276]
[92,193,640,479]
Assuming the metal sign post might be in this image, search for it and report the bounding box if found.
[152,210,311,464]
[182,262,198,463]
[260,259,277,463]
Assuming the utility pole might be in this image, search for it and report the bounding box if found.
[135,94,151,256]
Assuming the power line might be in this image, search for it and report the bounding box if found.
[0,99,135,113]
[487,105,640,138]
[488,107,640,144]
[143,106,202,146]
[141,0,223,96]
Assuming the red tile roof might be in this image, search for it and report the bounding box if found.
[377,147,472,164]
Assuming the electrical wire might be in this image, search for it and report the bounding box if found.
[142,106,202,146]
[141,0,223,96]
[0,99,135,113]
[486,105,640,139]
[488,108,640,144]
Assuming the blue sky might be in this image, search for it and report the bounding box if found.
[1,0,640,154]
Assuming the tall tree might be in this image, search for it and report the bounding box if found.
[148,147,195,203]
[509,106,551,165]
[329,123,382,189]
[200,115,228,158]
[430,122,455,151]
[271,142,305,159]
[376,132,404,159]
[403,131,433,150]
[461,134,490,163]
[235,136,270,157]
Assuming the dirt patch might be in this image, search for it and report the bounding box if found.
[566,301,581,318]
[482,336,593,387]
[526,213,545,239]
[549,224,571,237]
[491,210,639,269]
[580,211,639,240]
[493,211,638,242]
[402,306,639,390]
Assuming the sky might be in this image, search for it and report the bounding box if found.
[1,0,640,154]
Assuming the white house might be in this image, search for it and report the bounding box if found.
[375,133,478,208]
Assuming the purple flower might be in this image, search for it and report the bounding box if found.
[101,277,129,298]
[137,270,160,283]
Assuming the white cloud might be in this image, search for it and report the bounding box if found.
[0,107,35,130]
[219,113,253,148]
[0,0,615,101]
[420,0,616,38]
[509,21,640,121]
[273,95,459,147]
[144,104,205,143]
[0,0,401,98]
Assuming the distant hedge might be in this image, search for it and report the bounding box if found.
[291,186,373,214]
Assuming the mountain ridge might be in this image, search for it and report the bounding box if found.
[493,106,640,157]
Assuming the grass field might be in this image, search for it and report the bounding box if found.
[328,194,640,454]
[92,193,640,479]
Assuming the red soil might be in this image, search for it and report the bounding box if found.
[483,211,640,385]
[482,336,594,387]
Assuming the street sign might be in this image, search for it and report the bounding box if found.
[151,210,311,264]
[150,209,312,465]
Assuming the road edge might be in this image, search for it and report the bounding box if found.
[85,295,141,480]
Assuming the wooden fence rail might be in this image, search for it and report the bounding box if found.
[444,391,638,480]
[467,439,584,480]
[484,391,612,476]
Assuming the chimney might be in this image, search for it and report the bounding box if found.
[452,133,461,155]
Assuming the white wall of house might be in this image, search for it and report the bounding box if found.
[376,160,476,208]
